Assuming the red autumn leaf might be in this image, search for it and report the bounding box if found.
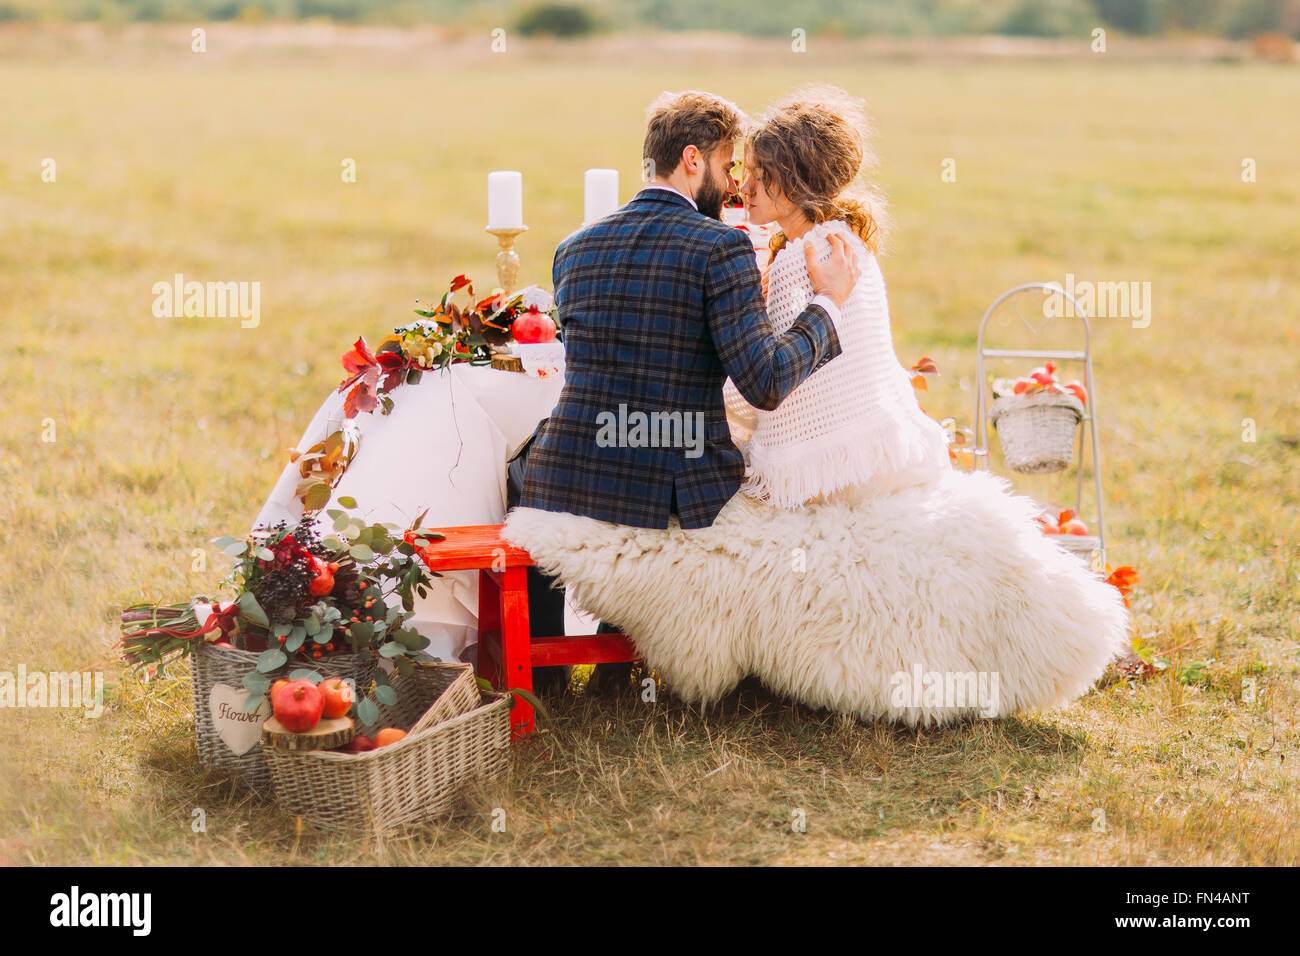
[449,274,472,294]
[910,356,938,375]
[1103,564,1140,609]
[475,292,505,314]
[445,303,466,334]
[911,375,928,391]
[342,366,380,417]
[338,337,379,392]
[377,350,410,391]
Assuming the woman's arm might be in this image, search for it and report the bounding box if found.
[723,376,759,448]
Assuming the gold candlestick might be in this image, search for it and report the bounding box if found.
[485,225,528,293]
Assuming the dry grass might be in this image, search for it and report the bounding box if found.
[1,26,1297,865]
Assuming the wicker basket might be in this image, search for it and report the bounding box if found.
[989,390,1086,474]
[265,662,511,833]
[191,643,377,791]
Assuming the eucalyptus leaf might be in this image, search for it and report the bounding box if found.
[374,685,397,706]
[238,591,269,628]
[285,630,306,653]
[288,668,323,683]
[357,698,379,727]
[395,629,423,650]
[242,692,267,714]
[242,671,272,694]
[337,495,358,509]
[223,540,249,558]
[350,543,375,562]
[256,648,288,672]
[304,614,320,637]
[378,642,405,658]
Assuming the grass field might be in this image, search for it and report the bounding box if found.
[2,26,1298,865]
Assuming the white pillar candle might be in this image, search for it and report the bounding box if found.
[487,170,523,229]
[583,168,620,224]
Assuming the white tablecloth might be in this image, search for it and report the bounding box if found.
[253,363,565,662]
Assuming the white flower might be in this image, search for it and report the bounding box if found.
[519,284,553,312]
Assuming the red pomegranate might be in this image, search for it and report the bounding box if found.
[512,308,557,344]
[273,679,324,733]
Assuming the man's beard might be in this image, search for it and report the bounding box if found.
[695,164,727,220]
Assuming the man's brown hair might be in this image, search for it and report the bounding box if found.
[642,91,744,180]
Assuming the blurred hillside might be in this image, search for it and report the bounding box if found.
[4,0,1300,39]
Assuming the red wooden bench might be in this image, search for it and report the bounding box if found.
[414,524,639,737]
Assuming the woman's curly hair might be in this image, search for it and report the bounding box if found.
[744,84,889,263]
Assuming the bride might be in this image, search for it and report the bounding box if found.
[722,87,951,508]
[506,86,1130,726]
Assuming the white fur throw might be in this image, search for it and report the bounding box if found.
[504,469,1130,726]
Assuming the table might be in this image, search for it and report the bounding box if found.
[253,363,564,662]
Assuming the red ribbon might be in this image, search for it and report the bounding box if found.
[145,603,240,641]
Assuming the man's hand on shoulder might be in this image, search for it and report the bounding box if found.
[806,233,860,308]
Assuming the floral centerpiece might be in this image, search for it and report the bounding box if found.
[285,276,559,511]
[338,275,558,418]
[119,497,447,719]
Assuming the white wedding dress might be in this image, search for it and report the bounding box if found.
[505,220,1130,726]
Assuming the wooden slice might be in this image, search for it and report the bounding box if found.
[490,354,525,374]
[262,715,355,751]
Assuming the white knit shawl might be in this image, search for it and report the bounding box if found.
[723,218,952,507]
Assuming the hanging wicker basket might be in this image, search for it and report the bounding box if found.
[989,389,1086,474]
[264,662,511,834]
[191,642,377,791]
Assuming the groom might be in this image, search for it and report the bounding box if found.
[520,89,859,530]
[518,90,859,689]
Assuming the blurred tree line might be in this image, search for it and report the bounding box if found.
[2,0,1299,40]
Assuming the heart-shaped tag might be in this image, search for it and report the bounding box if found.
[209,683,270,756]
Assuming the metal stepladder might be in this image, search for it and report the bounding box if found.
[973,282,1108,571]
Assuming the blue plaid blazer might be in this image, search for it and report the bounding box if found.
[517,187,843,529]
